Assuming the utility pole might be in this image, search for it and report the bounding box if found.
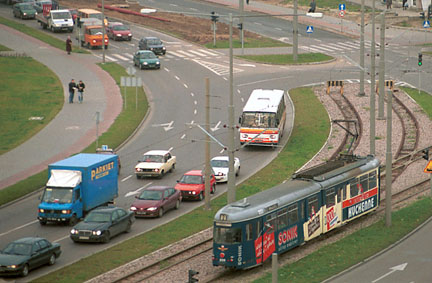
[385,89,392,227]
[239,0,244,54]
[359,0,365,96]
[102,0,105,63]
[378,13,385,119]
[370,0,376,155]
[228,13,236,204]
[293,0,298,61]
[205,78,211,210]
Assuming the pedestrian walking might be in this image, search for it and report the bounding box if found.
[66,35,72,55]
[308,0,316,13]
[77,80,85,103]
[386,0,392,9]
[69,79,77,103]
[402,0,408,9]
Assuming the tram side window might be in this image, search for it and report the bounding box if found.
[214,227,242,244]
[336,186,342,202]
[288,203,298,225]
[325,189,336,207]
[350,178,360,197]
[369,171,377,189]
[277,208,288,229]
[265,213,277,234]
[246,223,253,241]
[342,185,347,200]
[256,220,261,238]
[360,175,369,192]
[300,201,305,220]
[307,195,319,219]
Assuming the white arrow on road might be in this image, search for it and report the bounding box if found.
[152,121,174,131]
[211,121,221,132]
[372,263,408,283]
[125,182,153,197]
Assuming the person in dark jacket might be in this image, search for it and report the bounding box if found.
[68,79,77,103]
[66,36,72,55]
[308,0,316,12]
[77,80,85,103]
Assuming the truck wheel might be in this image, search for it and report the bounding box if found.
[69,215,78,226]
[39,219,47,225]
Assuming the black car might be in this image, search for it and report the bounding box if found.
[138,36,166,55]
[0,237,61,277]
[70,206,135,243]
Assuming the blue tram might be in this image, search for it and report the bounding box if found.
[212,155,380,269]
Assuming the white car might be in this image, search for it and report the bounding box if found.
[135,150,176,179]
[210,156,240,183]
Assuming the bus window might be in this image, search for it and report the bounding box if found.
[288,203,298,225]
[214,227,242,244]
[277,208,288,229]
[369,171,377,189]
[325,188,336,207]
[307,195,319,219]
[246,223,253,241]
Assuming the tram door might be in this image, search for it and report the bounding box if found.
[303,193,322,241]
[323,185,344,233]
[254,213,277,264]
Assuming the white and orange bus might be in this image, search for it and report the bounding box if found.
[239,89,286,146]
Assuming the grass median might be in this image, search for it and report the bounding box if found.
[34,87,330,282]
[0,62,147,206]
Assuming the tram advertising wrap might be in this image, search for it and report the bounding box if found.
[213,155,380,269]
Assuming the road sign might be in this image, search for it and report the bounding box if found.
[424,160,432,173]
[424,20,430,28]
[306,26,314,33]
[101,145,108,150]
[126,66,136,76]
[339,4,345,10]
[339,10,345,17]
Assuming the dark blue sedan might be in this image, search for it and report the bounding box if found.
[0,237,61,277]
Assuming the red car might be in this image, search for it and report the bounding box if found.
[175,170,216,201]
[106,22,132,41]
[130,186,181,218]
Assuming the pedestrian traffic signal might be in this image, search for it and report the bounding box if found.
[422,148,429,160]
[246,0,249,4]
[211,11,219,22]
[418,53,423,66]
[188,269,199,282]
[237,23,243,30]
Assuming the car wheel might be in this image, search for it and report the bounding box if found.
[158,208,164,218]
[102,231,110,243]
[21,14,24,20]
[199,192,204,201]
[158,171,165,179]
[87,42,91,49]
[69,215,78,226]
[136,175,141,179]
[236,167,240,176]
[21,264,29,277]
[175,199,180,209]
[48,254,56,265]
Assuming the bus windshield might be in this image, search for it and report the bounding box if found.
[242,112,275,128]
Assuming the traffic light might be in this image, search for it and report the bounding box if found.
[418,53,423,66]
[188,269,199,282]
[210,11,219,22]
[237,23,243,30]
[246,0,249,4]
[422,148,429,160]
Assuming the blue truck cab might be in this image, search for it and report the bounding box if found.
[38,153,119,225]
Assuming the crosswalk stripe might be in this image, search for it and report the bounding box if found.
[168,51,186,58]
[105,55,118,62]
[112,54,130,61]
[197,49,219,56]
[188,50,210,57]
[337,42,360,49]
[308,45,337,52]
[301,46,323,53]
[175,50,196,58]
[165,54,175,59]
[326,43,346,51]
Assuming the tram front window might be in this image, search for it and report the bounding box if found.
[214,227,242,244]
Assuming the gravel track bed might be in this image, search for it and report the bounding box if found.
[86,83,432,283]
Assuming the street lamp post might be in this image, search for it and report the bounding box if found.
[228,13,236,204]
[102,0,106,63]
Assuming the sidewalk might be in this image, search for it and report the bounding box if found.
[0,25,122,190]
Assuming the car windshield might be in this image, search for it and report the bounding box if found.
[211,160,228,168]
[139,190,163,200]
[90,28,103,35]
[85,211,111,222]
[138,53,157,59]
[20,4,34,9]
[140,154,163,162]
[42,188,73,203]
[89,13,102,20]
[2,243,32,256]
[179,175,202,184]
[113,25,129,31]
[148,38,162,45]
[52,12,71,19]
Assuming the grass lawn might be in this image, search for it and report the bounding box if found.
[205,37,290,49]
[0,56,63,154]
[0,63,147,206]
[238,53,334,64]
[34,87,330,282]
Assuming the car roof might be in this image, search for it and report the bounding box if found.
[143,150,170,155]
[109,22,123,26]
[91,206,121,213]
[183,170,203,176]
[13,237,46,244]
[145,186,174,191]
[143,36,160,40]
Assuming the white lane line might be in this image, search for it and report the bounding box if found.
[275,27,282,31]
[194,100,197,105]
[168,147,173,151]
[54,235,70,243]
[125,182,153,197]
[176,50,196,58]
[189,50,209,57]
[175,75,180,80]
[181,134,186,139]
[183,83,188,88]
[0,220,38,237]
[254,22,262,25]
[194,109,197,115]
[121,175,132,182]
[164,67,170,72]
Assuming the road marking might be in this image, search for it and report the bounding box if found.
[211,121,221,132]
[104,55,118,62]
[112,54,130,61]
[194,100,197,105]
[169,51,186,58]
[275,27,282,31]
[164,67,170,72]
[125,182,153,197]
[181,134,186,139]
[54,235,70,243]
[372,263,407,283]
[168,147,173,151]
[194,109,197,115]
[176,50,195,58]
[0,220,38,237]
[254,22,262,25]
[121,175,133,182]
[175,75,180,80]
[152,121,174,131]
[191,92,195,97]
[189,49,210,57]
[197,49,220,56]
[183,83,188,88]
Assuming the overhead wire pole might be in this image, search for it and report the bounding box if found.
[228,13,236,204]
[102,0,106,63]
[293,0,298,61]
[378,12,385,120]
[359,0,365,96]
[385,89,392,227]
[205,78,211,210]
[370,0,376,155]
[239,0,244,54]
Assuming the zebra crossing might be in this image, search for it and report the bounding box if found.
[103,48,223,63]
[301,40,378,54]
